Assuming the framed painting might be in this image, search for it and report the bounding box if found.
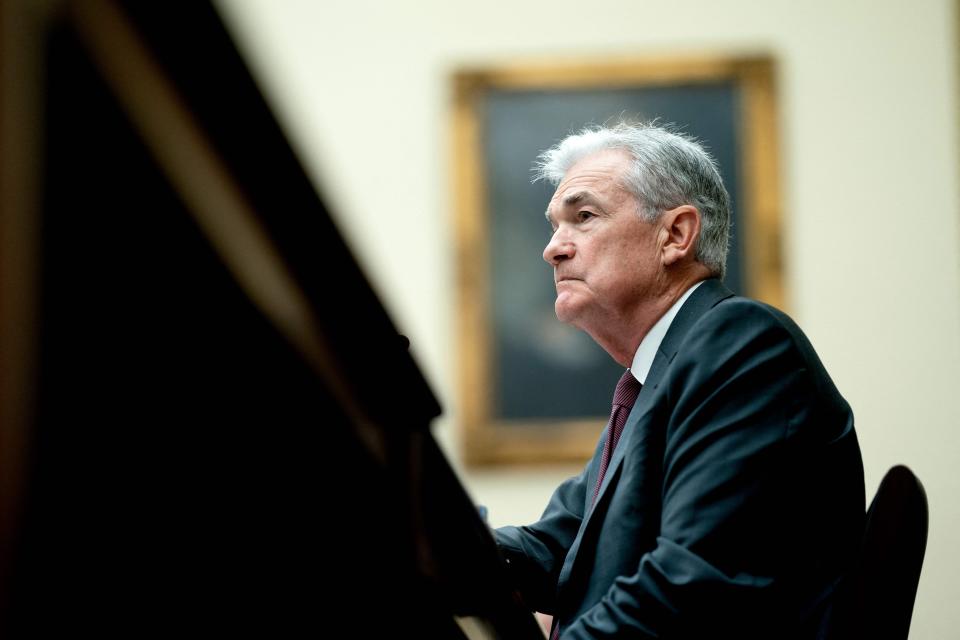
[451,56,783,465]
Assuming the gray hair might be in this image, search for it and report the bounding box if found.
[534,121,731,279]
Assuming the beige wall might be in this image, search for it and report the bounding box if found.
[216,1,960,636]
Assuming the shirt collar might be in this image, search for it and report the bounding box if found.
[630,280,705,384]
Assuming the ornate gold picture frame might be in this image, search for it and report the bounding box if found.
[452,56,783,466]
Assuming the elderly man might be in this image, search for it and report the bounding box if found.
[495,122,864,639]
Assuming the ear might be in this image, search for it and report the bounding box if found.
[659,205,701,267]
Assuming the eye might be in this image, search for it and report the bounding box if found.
[577,210,595,223]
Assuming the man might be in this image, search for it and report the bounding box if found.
[495,122,864,639]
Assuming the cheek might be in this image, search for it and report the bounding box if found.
[608,249,656,297]
[594,243,634,283]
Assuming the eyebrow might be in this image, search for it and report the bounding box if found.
[544,190,603,221]
[563,191,598,207]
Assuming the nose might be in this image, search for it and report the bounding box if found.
[543,229,574,266]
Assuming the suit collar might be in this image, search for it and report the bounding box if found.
[644,278,734,392]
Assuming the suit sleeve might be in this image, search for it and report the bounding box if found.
[563,301,839,638]
[494,456,595,614]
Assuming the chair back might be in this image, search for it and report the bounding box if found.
[829,464,928,640]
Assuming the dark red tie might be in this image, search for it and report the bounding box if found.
[551,369,642,640]
[590,369,642,505]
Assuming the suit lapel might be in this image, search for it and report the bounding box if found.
[589,279,733,512]
[556,279,735,597]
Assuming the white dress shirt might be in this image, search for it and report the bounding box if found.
[630,281,705,384]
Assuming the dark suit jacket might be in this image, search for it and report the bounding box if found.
[496,279,865,639]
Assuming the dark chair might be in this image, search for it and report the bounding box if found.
[829,465,929,640]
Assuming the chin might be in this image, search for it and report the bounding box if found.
[554,300,583,327]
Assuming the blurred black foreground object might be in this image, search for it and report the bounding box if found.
[0,1,541,637]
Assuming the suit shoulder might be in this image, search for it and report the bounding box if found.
[691,295,802,346]
[685,295,841,394]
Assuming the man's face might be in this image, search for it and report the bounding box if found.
[543,149,662,335]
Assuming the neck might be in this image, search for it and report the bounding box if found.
[586,267,710,367]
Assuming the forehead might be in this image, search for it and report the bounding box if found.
[547,149,634,214]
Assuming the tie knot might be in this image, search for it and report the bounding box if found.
[613,369,642,409]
